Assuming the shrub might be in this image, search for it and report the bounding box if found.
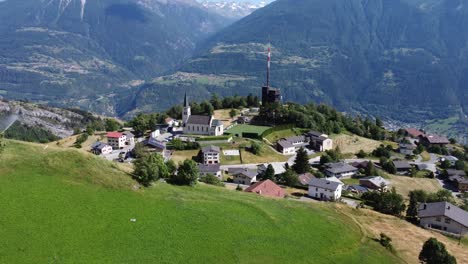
[200,174,224,187]
[379,233,394,252]
[419,238,456,264]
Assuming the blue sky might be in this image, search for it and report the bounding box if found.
[199,0,273,3]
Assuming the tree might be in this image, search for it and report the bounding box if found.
[419,238,457,264]
[166,159,177,175]
[105,118,121,132]
[200,173,224,186]
[440,159,452,169]
[129,114,149,136]
[449,138,457,144]
[379,233,393,252]
[454,160,465,170]
[361,188,406,216]
[236,184,243,191]
[293,147,310,174]
[229,109,237,118]
[357,149,367,158]
[279,169,299,187]
[210,94,223,110]
[173,159,199,186]
[365,161,378,176]
[0,132,6,154]
[250,142,261,155]
[133,153,169,186]
[406,191,419,220]
[261,164,275,180]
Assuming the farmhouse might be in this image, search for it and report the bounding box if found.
[359,176,390,192]
[91,142,113,155]
[392,160,412,175]
[399,143,416,155]
[245,180,285,198]
[182,93,224,136]
[107,132,127,149]
[198,164,222,179]
[308,178,343,201]
[306,131,333,151]
[418,202,468,236]
[419,134,450,147]
[231,168,258,185]
[201,145,221,165]
[405,128,425,138]
[324,162,358,178]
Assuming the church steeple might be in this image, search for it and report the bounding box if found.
[182,92,191,125]
[184,92,189,107]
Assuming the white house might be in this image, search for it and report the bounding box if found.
[277,140,296,155]
[91,142,113,155]
[107,132,127,149]
[418,202,468,236]
[201,145,221,165]
[123,131,135,146]
[308,178,343,201]
[324,162,358,178]
[182,93,224,136]
[231,168,257,185]
[306,131,333,151]
[198,164,222,179]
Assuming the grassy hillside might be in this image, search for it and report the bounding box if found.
[0,141,401,263]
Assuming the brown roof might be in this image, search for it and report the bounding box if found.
[298,173,314,185]
[245,180,285,198]
[422,134,450,144]
[405,128,424,137]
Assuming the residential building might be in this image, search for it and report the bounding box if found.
[359,176,390,192]
[405,128,424,138]
[324,162,358,178]
[91,142,113,155]
[123,131,135,145]
[418,202,468,236]
[308,178,343,201]
[182,93,224,136]
[415,163,437,173]
[419,134,450,147]
[440,156,459,166]
[399,143,416,155]
[306,131,333,151]
[277,140,296,155]
[245,180,285,198]
[347,185,369,194]
[392,160,412,175]
[231,168,258,185]
[298,173,314,186]
[201,145,221,165]
[165,117,179,127]
[107,132,127,149]
[198,164,222,179]
[447,171,468,193]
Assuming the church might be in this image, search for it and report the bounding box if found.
[182,93,224,136]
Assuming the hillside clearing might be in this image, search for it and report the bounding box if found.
[331,134,382,154]
[388,175,442,198]
[0,140,402,264]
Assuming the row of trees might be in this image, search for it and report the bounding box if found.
[361,188,406,216]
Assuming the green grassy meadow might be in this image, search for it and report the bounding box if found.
[0,141,402,263]
[225,124,271,137]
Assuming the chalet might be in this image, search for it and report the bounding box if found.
[201,145,221,165]
[419,134,450,147]
[324,162,358,178]
[198,164,222,179]
[182,93,224,136]
[231,168,258,185]
[298,172,314,186]
[306,131,333,151]
[399,143,416,155]
[359,176,390,192]
[392,160,412,175]
[308,178,343,201]
[245,180,285,198]
[107,132,127,149]
[91,142,113,155]
[418,202,468,236]
[405,128,424,138]
[277,140,296,155]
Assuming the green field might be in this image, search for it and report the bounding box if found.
[264,128,307,143]
[0,141,402,263]
[225,124,271,137]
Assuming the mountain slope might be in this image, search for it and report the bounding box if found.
[0,0,229,115]
[133,0,467,124]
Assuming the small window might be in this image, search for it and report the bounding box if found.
[444,218,451,224]
[436,217,441,222]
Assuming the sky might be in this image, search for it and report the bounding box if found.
[199,0,273,3]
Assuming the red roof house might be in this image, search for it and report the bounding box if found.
[106,132,124,138]
[244,180,285,198]
[405,128,424,138]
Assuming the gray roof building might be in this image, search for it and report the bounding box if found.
[187,115,212,125]
[359,176,390,190]
[230,168,257,179]
[202,145,221,153]
[91,142,110,150]
[309,178,341,192]
[198,164,221,174]
[392,160,412,170]
[418,202,468,228]
[324,162,358,174]
[277,140,294,149]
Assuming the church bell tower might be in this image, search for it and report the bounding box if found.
[182,92,191,125]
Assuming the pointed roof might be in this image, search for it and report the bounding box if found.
[184,92,188,107]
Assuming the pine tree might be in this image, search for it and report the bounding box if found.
[293,147,310,174]
[406,192,419,220]
[261,164,275,180]
[419,238,457,264]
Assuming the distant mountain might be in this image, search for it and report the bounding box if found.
[200,1,269,19]
[0,0,229,115]
[132,0,467,132]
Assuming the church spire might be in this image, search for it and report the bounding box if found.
[184,92,188,107]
